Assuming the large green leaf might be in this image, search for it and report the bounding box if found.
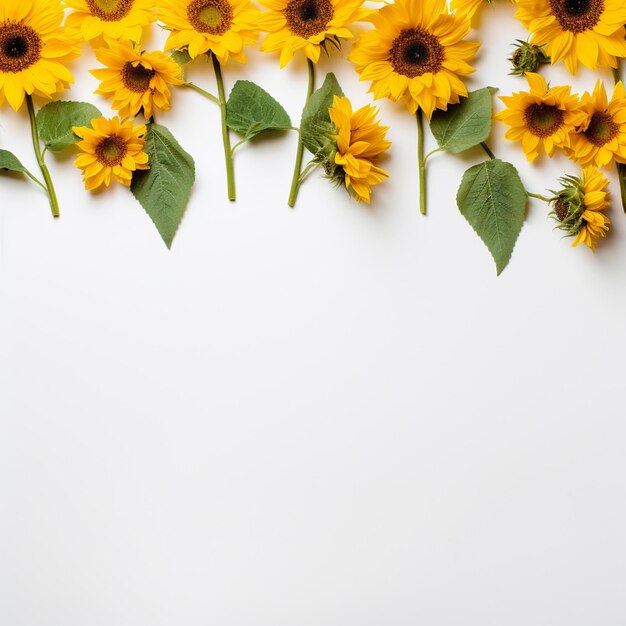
[0,149,29,174]
[457,159,527,275]
[430,88,495,154]
[300,72,344,158]
[36,101,102,152]
[130,124,195,249]
[226,80,291,139]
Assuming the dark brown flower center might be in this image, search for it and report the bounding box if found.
[554,198,571,221]
[389,29,444,78]
[187,0,233,34]
[583,111,619,146]
[284,0,333,38]
[548,0,604,33]
[85,0,135,21]
[122,62,155,92]
[524,103,564,137]
[96,136,128,167]
[0,22,42,73]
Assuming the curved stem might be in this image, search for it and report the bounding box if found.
[423,147,443,163]
[527,192,551,203]
[416,109,427,215]
[288,59,315,208]
[480,141,496,160]
[211,54,235,201]
[26,95,59,217]
[183,82,220,105]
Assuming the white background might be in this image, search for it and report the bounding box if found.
[2,3,626,624]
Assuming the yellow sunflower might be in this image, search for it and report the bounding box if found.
[515,0,626,74]
[550,166,610,251]
[348,0,480,118]
[91,41,183,119]
[159,0,260,64]
[0,0,79,111]
[326,95,390,203]
[64,0,155,46]
[495,72,586,161]
[72,116,150,190]
[568,80,626,168]
[258,0,369,68]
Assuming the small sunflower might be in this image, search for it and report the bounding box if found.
[72,116,150,191]
[549,166,610,251]
[64,0,155,46]
[348,0,480,118]
[495,72,586,161]
[258,0,369,68]
[324,95,390,203]
[91,41,183,119]
[0,0,79,111]
[515,0,626,74]
[159,0,260,64]
[568,80,626,168]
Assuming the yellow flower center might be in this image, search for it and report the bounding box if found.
[284,0,333,39]
[187,0,233,34]
[85,0,135,21]
[0,21,42,73]
[583,111,619,147]
[524,103,564,137]
[389,29,444,78]
[548,0,604,33]
[122,62,156,92]
[96,136,128,166]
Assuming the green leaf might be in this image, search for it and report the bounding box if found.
[226,80,292,139]
[36,101,102,152]
[171,48,192,66]
[456,159,527,275]
[430,87,495,154]
[130,123,195,249]
[300,72,344,158]
[0,149,29,174]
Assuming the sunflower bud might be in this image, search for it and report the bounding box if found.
[509,40,550,76]
[549,175,585,236]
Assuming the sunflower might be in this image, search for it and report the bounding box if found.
[72,116,150,190]
[0,0,79,111]
[258,0,369,68]
[159,0,260,64]
[91,41,183,119]
[348,0,480,118]
[550,166,610,251]
[324,95,390,203]
[495,72,586,161]
[515,0,626,74]
[64,0,155,46]
[567,80,626,168]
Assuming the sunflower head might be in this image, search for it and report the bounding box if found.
[258,0,370,68]
[72,116,150,190]
[0,0,80,111]
[567,80,626,168]
[515,0,626,73]
[64,0,156,46]
[495,72,586,161]
[317,95,391,203]
[91,41,184,119]
[508,40,550,76]
[159,0,260,64]
[549,166,610,251]
[349,0,480,118]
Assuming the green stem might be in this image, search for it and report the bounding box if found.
[480,142,496,160]
[423,147,443,163]
[183,82,220,105]
[298,160,317,184]
[26,95,59,218]
[211,54,235,201]
[616,162,626,214]
[527,192,551,203]
[416,109,427,215]
[231,137,250,155]
[288,59,315,208]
